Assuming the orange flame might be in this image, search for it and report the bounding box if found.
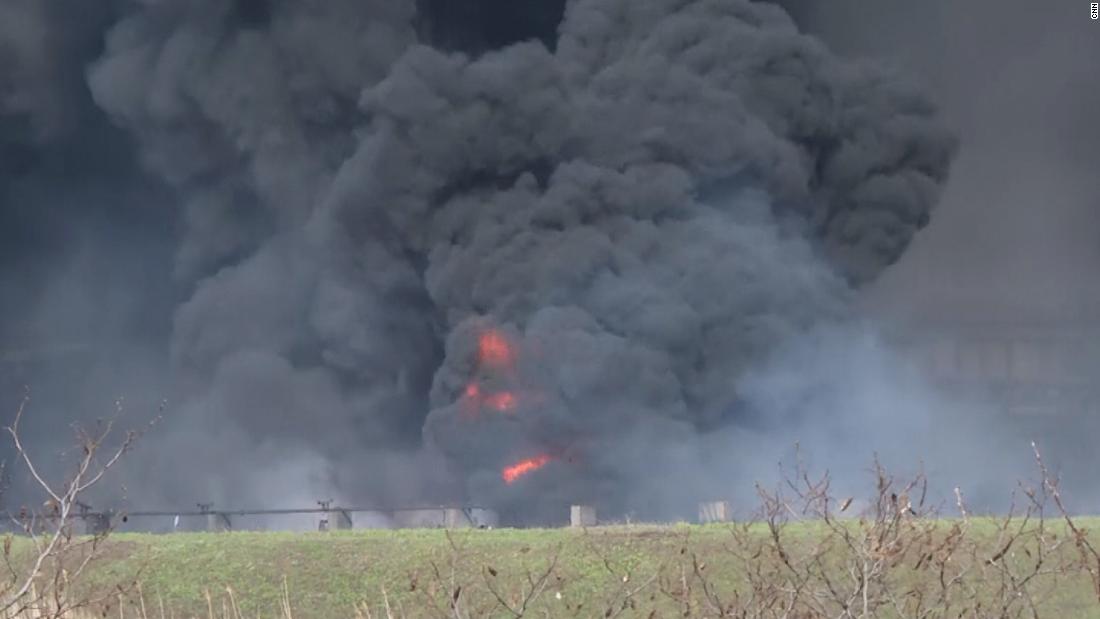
[459,330,521,418]
[478,330,513,367]
[485,391,517,412]
[502,454,552,484]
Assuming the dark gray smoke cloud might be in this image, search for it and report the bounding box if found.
[769,0,1100,509]
[776,0,1100,322]
[1,0,960,520]
[0,0,175,486]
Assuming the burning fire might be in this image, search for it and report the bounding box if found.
[461,382,517,414]
[468,329,560,485]
[459,329,521,415]
[484,391,517,412]
[502,454,552,484]
[478,330,513,366]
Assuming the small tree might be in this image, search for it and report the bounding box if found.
[0,392,149,617]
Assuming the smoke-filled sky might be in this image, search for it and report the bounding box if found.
[0,0,1094,521]
[781,0,1100,323]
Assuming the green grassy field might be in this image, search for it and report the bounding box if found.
[27,517,1100,618]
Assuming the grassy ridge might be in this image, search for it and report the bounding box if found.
[50,519,1100,618]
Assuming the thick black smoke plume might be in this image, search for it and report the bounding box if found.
[1,0,955,519]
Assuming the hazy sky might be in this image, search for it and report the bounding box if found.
[784,0,1100,323]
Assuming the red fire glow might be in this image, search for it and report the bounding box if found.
[458,329,522,415]
[478,330,513,366]
[485,391,517,412]
[502,454,552,484]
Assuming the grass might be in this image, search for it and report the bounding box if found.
[16,518,1100,618]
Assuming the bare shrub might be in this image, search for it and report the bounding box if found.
[657,447,1097,618]
[0,392,150,618]
[339,447,1100,618]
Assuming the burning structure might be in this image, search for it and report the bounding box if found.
[0,0,956,523]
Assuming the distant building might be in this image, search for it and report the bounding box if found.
[887,322,1100,417]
